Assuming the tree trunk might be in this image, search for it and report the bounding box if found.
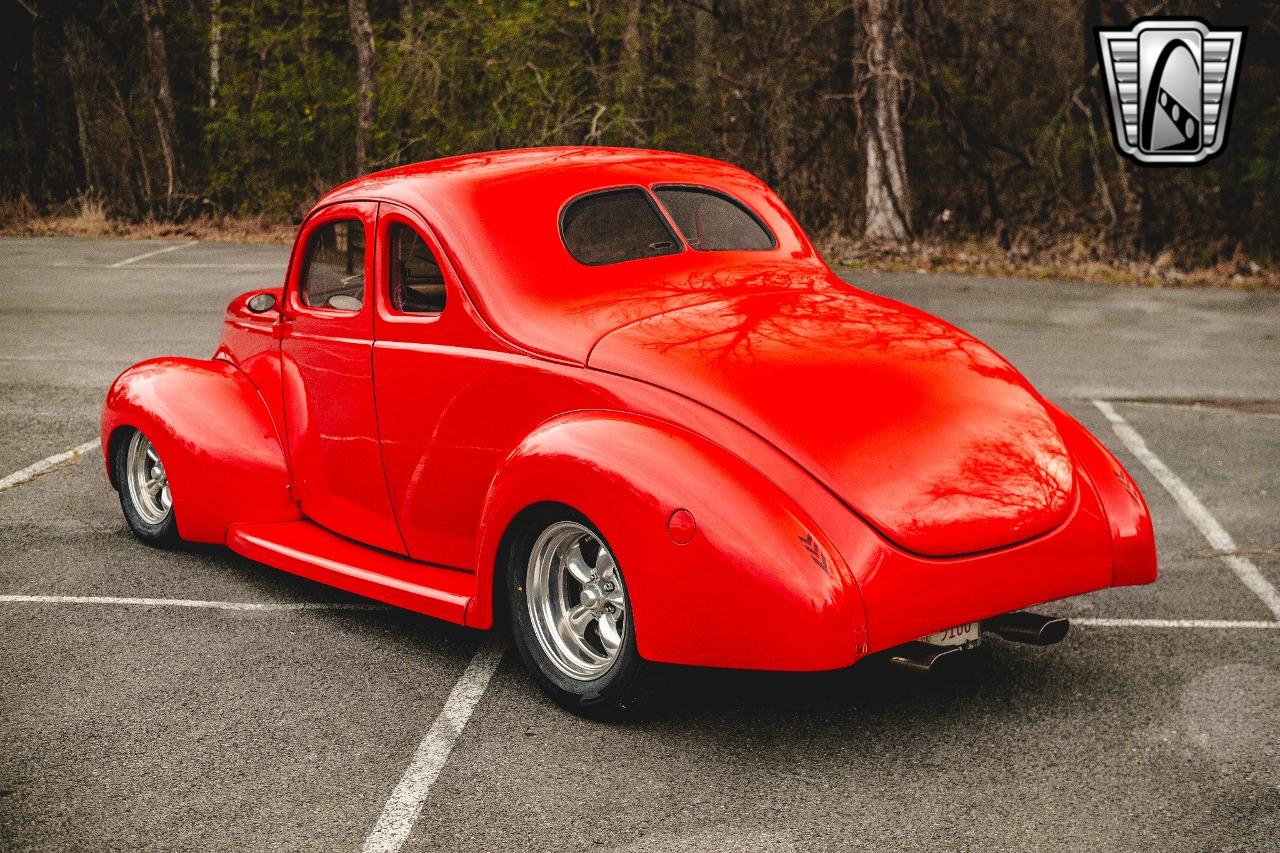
[692,1,716,106]
[619,0,643,102]
[348,0,376,173]
[139,0,180,208]
[209,0,222,110]
[60,19,96,197]
[860,0,912,244]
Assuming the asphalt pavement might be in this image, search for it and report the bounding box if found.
[1,236,1276,851]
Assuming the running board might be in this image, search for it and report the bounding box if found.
[226,520,475,625]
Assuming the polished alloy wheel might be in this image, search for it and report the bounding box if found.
[526,521,628,680]
[125,431,172,526]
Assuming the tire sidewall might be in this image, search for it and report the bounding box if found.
[112,428,179,545]
[506,506,647,716]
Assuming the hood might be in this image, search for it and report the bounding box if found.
[588,284,1074,557]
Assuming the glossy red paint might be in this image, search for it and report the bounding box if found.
[101,147,1157,672]
[589,281,1076,557]
[101,357,297,542]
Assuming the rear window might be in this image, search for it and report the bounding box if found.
[654,186,775,251]
[560,188,682,266]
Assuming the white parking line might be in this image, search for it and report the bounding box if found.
[1093,399,1280,619]
[109,240,198,268]
[1073,617,1280,629]
[362,640,504,853]
[54,262,278,270]
[0,440,98,493]
[0,594,382,611]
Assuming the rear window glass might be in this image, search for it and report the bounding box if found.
[654,186,775,251]
[388,223,446,313]
[560,188,682,265]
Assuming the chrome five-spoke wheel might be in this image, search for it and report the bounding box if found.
[113,427,178,545]
[526,520,628,681]
[125,431,172,525]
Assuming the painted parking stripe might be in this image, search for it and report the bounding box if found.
[1073,617,1280,629]
[0,440,98,493]
[54,262,278,270]
[362,640,504,853]
[109,240,198,268]
[0,594,382,611]
[3,597,1274,632]
[1093,399,1280,620]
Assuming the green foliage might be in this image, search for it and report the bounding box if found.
[3,0,1278,263]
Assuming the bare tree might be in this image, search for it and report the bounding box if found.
[209,0,222,110]
[139,0,180,207]
[348,0,376,173]
[860,0,911,244]
[619,0,644,101]
[60,20,97,197]
[692,1,717,106]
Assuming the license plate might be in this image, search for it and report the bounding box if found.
[922,622,980,647]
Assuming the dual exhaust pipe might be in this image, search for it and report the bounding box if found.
[889,611,1069,672]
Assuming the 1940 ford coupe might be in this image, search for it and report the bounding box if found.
[102,148,1156,716]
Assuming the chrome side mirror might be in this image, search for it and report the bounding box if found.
[247,293,277,313]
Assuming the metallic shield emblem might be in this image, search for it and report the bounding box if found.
[1096,18,1245,165]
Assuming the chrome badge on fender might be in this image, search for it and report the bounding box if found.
[1096,18,1245,165]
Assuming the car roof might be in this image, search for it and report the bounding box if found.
[312,148,825,363]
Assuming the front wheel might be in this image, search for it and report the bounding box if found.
[112,428,179,546]
[506,508,666,718]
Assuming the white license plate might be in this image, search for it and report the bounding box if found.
[922,622,981,647]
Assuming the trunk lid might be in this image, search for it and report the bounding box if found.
[588,285,1074,557]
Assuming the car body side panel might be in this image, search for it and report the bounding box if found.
[373,345,622,568]
[214,287,286,437]
[101,357,298,543]
[472,411,867,671]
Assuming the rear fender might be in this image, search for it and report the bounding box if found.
[472,411,867,671]
[1048,403,1157,586]
[101,357,298,543]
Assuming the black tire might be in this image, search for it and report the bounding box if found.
[505,505,667,719]
[111,428,180,547]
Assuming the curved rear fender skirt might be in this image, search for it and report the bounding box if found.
[1047,403,1158,587]
[100,357,298,543]
[471,412,867,671]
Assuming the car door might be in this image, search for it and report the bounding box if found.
[370,202,616,570]
[278,201,408,555]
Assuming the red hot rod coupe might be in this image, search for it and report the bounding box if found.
[102,148,1156,715]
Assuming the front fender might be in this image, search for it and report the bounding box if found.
[473,411,867,671]
[1047,403,1157,587]
[101,357,298,543]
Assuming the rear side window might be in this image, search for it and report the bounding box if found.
[560,188,682,265]
[301,219,366,310]
[388,223,446,313]
[654,186,775,251]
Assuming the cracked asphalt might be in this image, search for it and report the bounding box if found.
[1,236,1277,851]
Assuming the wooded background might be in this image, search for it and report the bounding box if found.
[3,1,1277,267]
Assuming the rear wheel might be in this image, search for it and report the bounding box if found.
[506,507,666,718]
[112,428,179,546]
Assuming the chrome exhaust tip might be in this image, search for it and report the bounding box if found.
[982,611,1070,646]
[888,641,967,672]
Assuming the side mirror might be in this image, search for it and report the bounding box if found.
[247,293,277,313]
